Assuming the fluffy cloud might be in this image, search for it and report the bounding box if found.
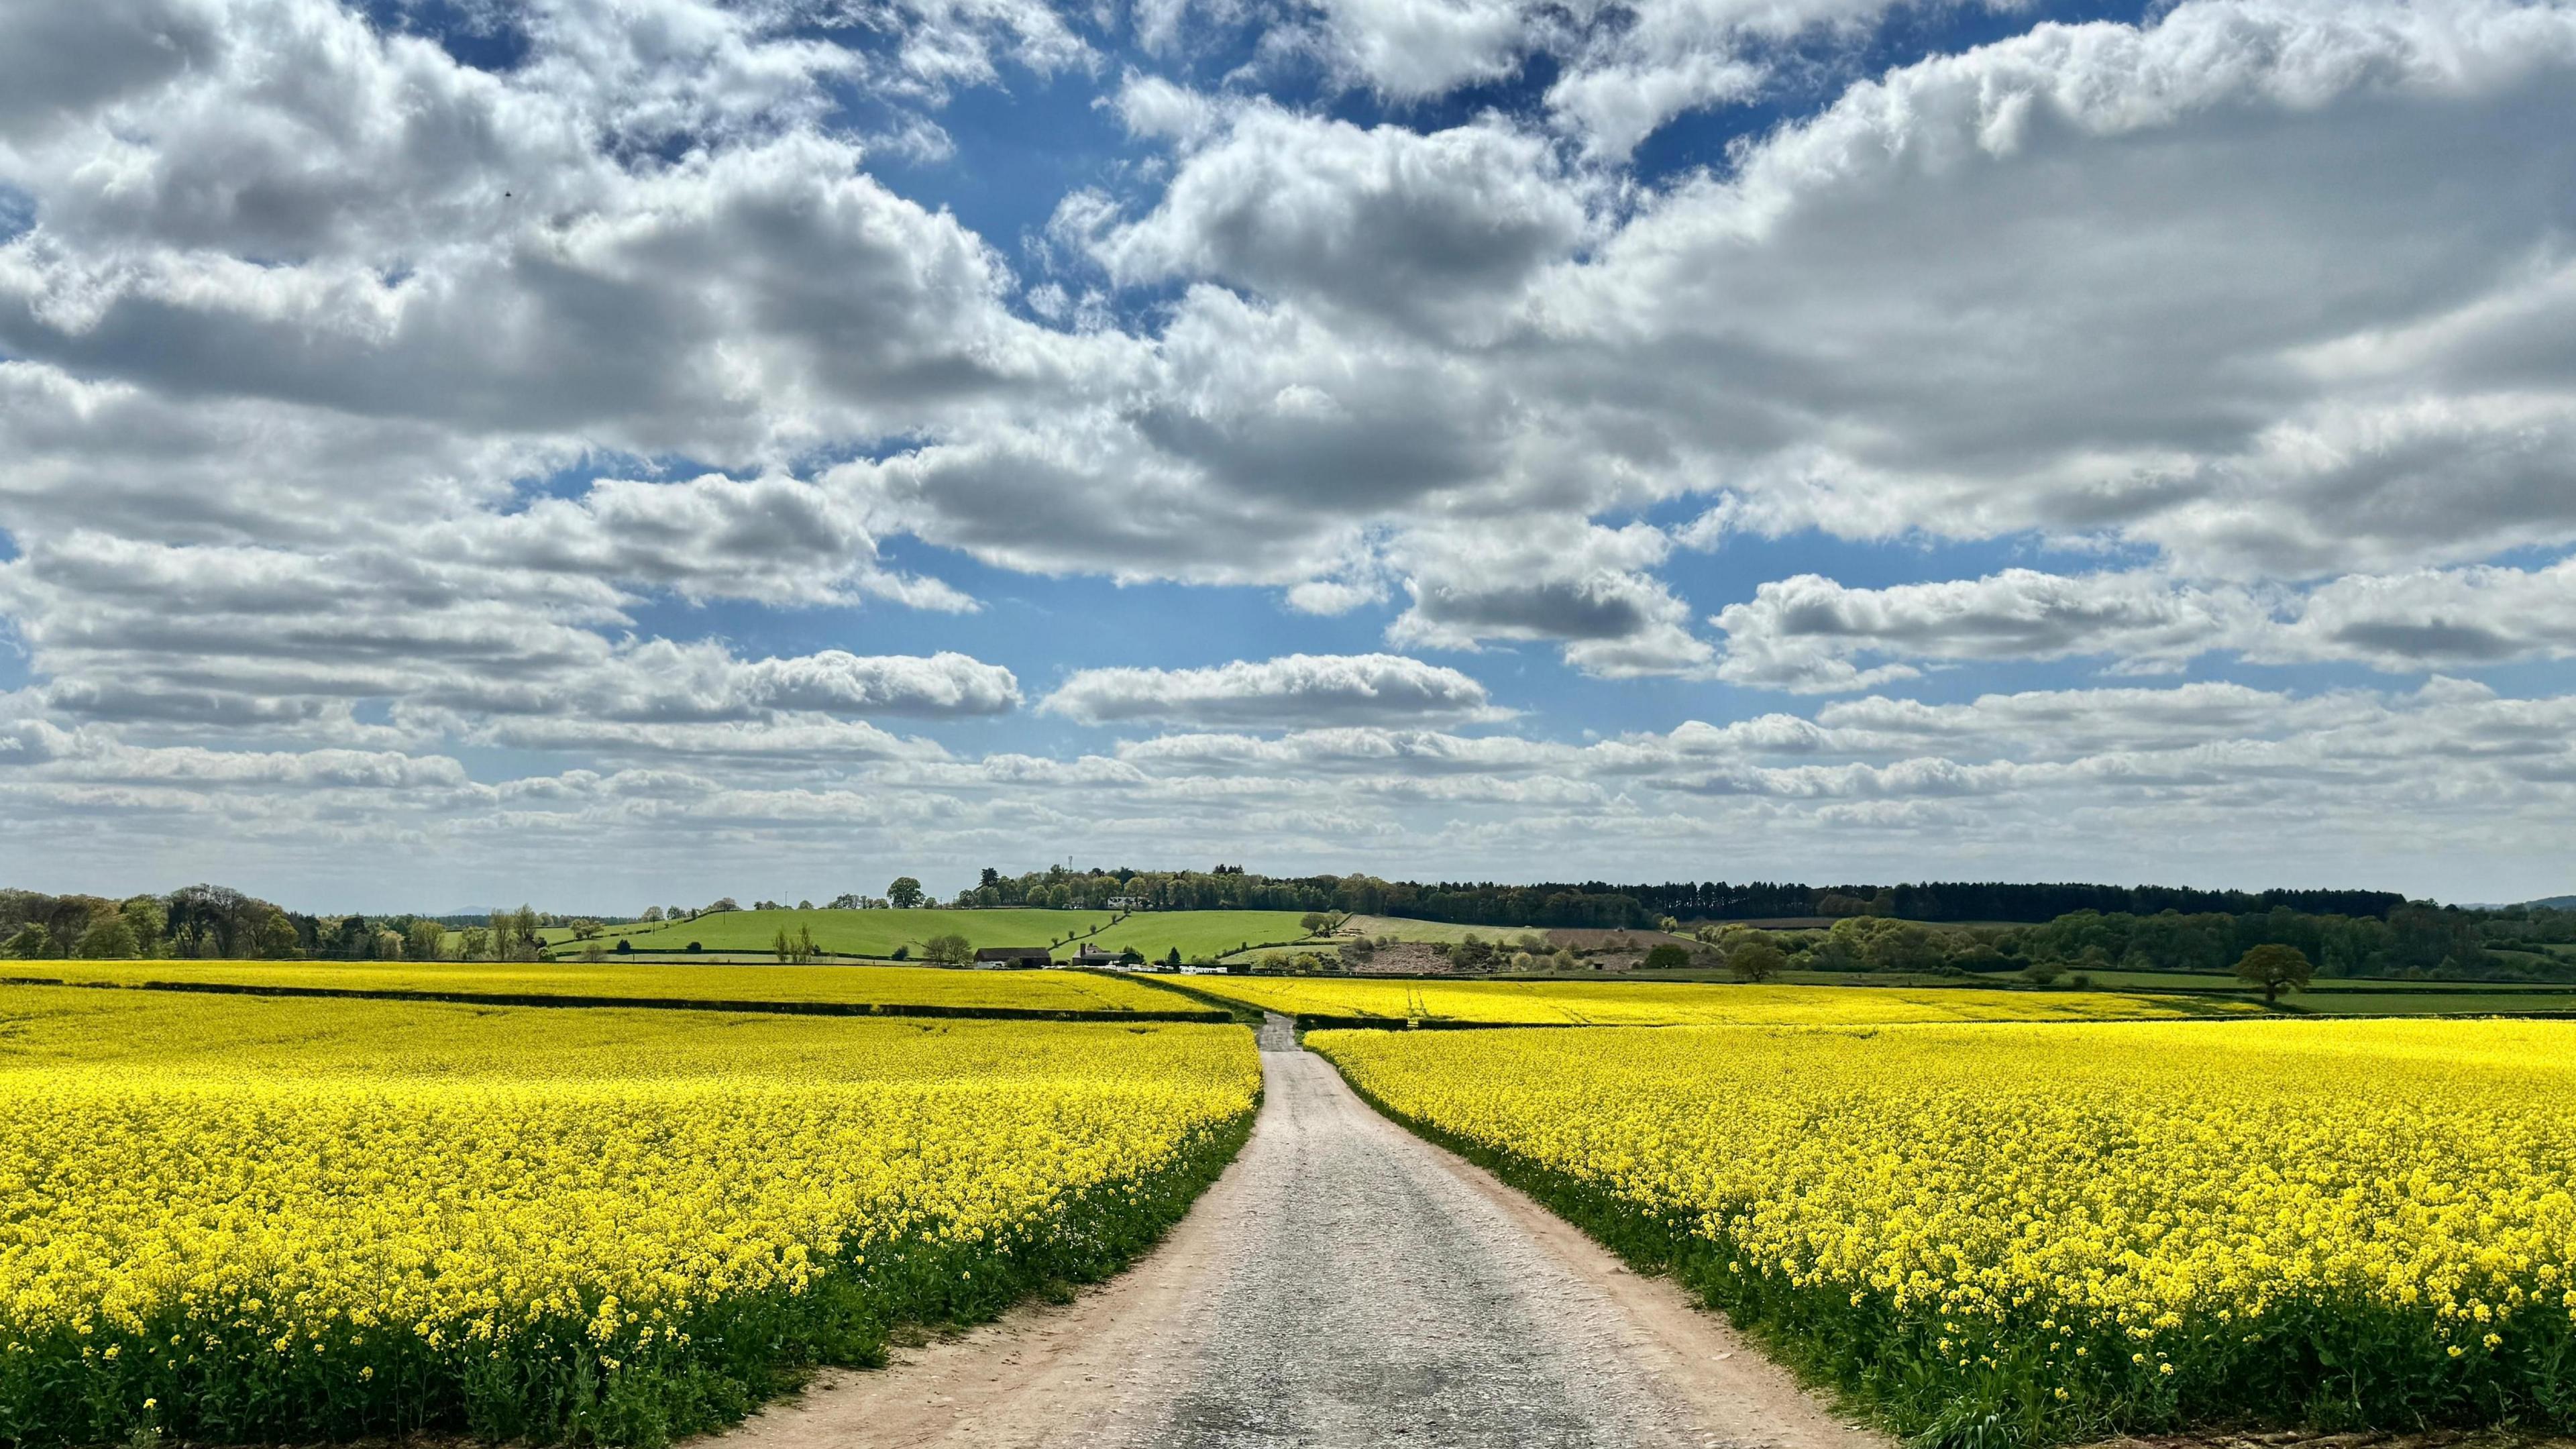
[443,471,973,610]
[0,529,1017,749]
[0,719,476,790]
[0,0,225,140]
[2266,559,2576,670]
[1553,0,2576,571]
[0,135,1062,453]
[5,674,2573,902]
[1301,0,1979,147]
[1090,100,1589,339]
[3,0,2575,904]
[1042,653,1507,727]
[879,0,2576,612]
[0,0,1085,468]
[1709,559,2576,690]
[1387,523,1713,676]
[1712,570,2265,692]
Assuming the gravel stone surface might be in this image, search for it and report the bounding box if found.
[1139,1030,1713,1448]
[714,1012,1882,1449]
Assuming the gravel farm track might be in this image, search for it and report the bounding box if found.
[716,1013,1886,1449]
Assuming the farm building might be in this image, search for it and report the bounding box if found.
[973,946,1053,969]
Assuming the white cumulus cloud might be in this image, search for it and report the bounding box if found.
[1042,653,1509,728]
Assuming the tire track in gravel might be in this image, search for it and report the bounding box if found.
[715,1013,1885,1449]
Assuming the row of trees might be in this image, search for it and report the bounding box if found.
[1368,877,2404,927]
[1314,918,2318,1000]
[1633,879,2402,923]
[913,863,2526,983]
[1676,906,2506,983]
[0,886,566,963]
[908,865,2410,929]
[2010,905,2492,978]
[5,885,303,961]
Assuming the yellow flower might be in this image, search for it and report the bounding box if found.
[0,985,1260,1436]
[1309,1016,2576,1425]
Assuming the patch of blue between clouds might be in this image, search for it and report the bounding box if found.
[839,1,2184,345]
[1267,0,2161,192]
[847,62,1189,327]
[623,537,1398,759]
[358,0,530,72]
[0,537,28,694]
[615,515,2576,763]
[496,452,753,513]
[0,184,34,245]
[1622,0,2161,183]
[914,0,2165,209]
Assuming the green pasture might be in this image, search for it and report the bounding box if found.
[1339,915,1576,945]
[1222,944,1345,966]
[559,908,1118,958]
[1056,910,1322,963]
[1341,915,1499,943]
[527,906,1316,961]
[2489,945,2576,967]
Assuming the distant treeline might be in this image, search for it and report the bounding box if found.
[1367,878,2407,926]
[946,865,2405,930]
[1635,879,2408,924]
[1676,898,2576,983]
[2012,905,2493,978]
[0,885,570,962]
[3,884,303,961]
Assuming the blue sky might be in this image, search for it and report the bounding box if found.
[2,0,2575,910]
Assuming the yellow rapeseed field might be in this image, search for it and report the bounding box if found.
[1311,1018,2576,1443]
[0,987,1257,1446]
[21,958,1187,1013]
[1181,975,2253,1024]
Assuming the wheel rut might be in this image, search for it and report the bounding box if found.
[713,1012,1884,1449]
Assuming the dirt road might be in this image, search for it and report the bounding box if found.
[720,1014,1882,1449]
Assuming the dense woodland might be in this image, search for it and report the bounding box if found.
[1760,903,2547,981]
[944,865,2401,928]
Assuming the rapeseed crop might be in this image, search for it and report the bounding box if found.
[1185,976,2251,1024]
[29,957,1186,1013]
[1312,1018,2576,1444]
[0,988,1256,1446]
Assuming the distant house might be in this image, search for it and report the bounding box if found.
[1071,943,1124,966]
[1106,896,1149,910]
[973,946,1053,969]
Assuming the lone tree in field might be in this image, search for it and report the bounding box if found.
[1727,941,1786,983]
[922,932,972,966]
[2234,943,2314,1005]
[888,877,925,910]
